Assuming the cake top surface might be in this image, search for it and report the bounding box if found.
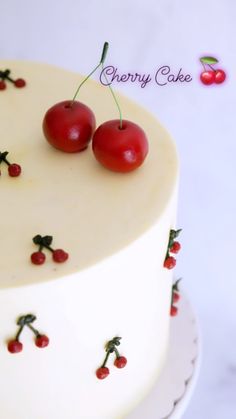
[0,60,178,289]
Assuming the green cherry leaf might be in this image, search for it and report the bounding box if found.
[200,56,218,65]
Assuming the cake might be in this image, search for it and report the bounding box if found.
[0,60,179,419]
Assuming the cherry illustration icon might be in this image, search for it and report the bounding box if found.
[199,56,226,85]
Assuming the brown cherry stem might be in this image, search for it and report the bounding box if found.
[15,325,24,341]
[26,323,40,337]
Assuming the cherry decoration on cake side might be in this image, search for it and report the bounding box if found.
[96,337,127,380]
[0,69,26,89]
[42,43,110,153]
[163,228,182,269]
[170,278,181,317]
[0,151,21,177]
[92,43,149,173]
[199,56,226,85]
[7,314,49,354]
[31,235,69,265]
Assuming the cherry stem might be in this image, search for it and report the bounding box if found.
[208,64,216,72]
[0,69,15,83]
[70,42,109,106]
[0,151,10,166]
[101,350,111,368]
[15,325,24,341]
[26,323,40,337]
[113,347,120,359]
[101,63,123,129]
[38,244,54,253]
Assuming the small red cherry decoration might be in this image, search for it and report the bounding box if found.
[92,119,148,173]
[200,70,215,85]
[7,340,23,354]
[31,235,69,265]
[31,251,46,265]
[164,256,176,269]
[0,69,26,89]
[170,305,178,316]
[14,78,26,88]
[0,151,22,177]
[164,229,181,269]
[8,314,49,353]
[173,292,180,303]
[53,249,69,263]
[0,80,6,90]
[114,356,127,369]
[170,241,181,254]
[8,163,21,177]
[96,337,127,379]
[170,279,181,317]
[35,334,50,348]
[96,367,110,380]
[215,69,226,84]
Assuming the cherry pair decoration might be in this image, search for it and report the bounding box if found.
[43,42,149,173]
[31,235,69,265]
[170,279,181,317]
[96,337,127,379]
[8,314,49,354]
[0,69,26,90]
[199,56,226,85]
[163,229,182,269]
[0,151,21,177]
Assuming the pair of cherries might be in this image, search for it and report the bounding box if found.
[170,279,181,317]
[96,337,127,380]
[7,314,49,354]
[0,151,21,177]
[199,56,226,86]
[43,43,149,173]
[31,235,69,265]
[0,69,26,90]
[163,229,182,270]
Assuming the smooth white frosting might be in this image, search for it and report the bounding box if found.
[0,61,179,418]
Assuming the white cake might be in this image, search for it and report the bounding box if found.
[0,61,179,419]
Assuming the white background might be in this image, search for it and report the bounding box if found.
[1,0,236,418]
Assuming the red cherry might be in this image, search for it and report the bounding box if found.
[8,163,21,177]
[31,251,46,265]
[96,367,110,379]
[173,292,180,303]
[35,334,49,348]
[164,256,176,269]
[52,249,69,263]
[43,100,96,153]
[215,69,226,84]
[170,241,181,254]
[0,80,6,90]
[92,119,149,173]
[7,340,23,353]
[170,305,178,316]
[14,78,26,88]
[114,356,127,369]
[200,70,215,85]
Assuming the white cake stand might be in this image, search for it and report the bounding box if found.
[128,291,201,419]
